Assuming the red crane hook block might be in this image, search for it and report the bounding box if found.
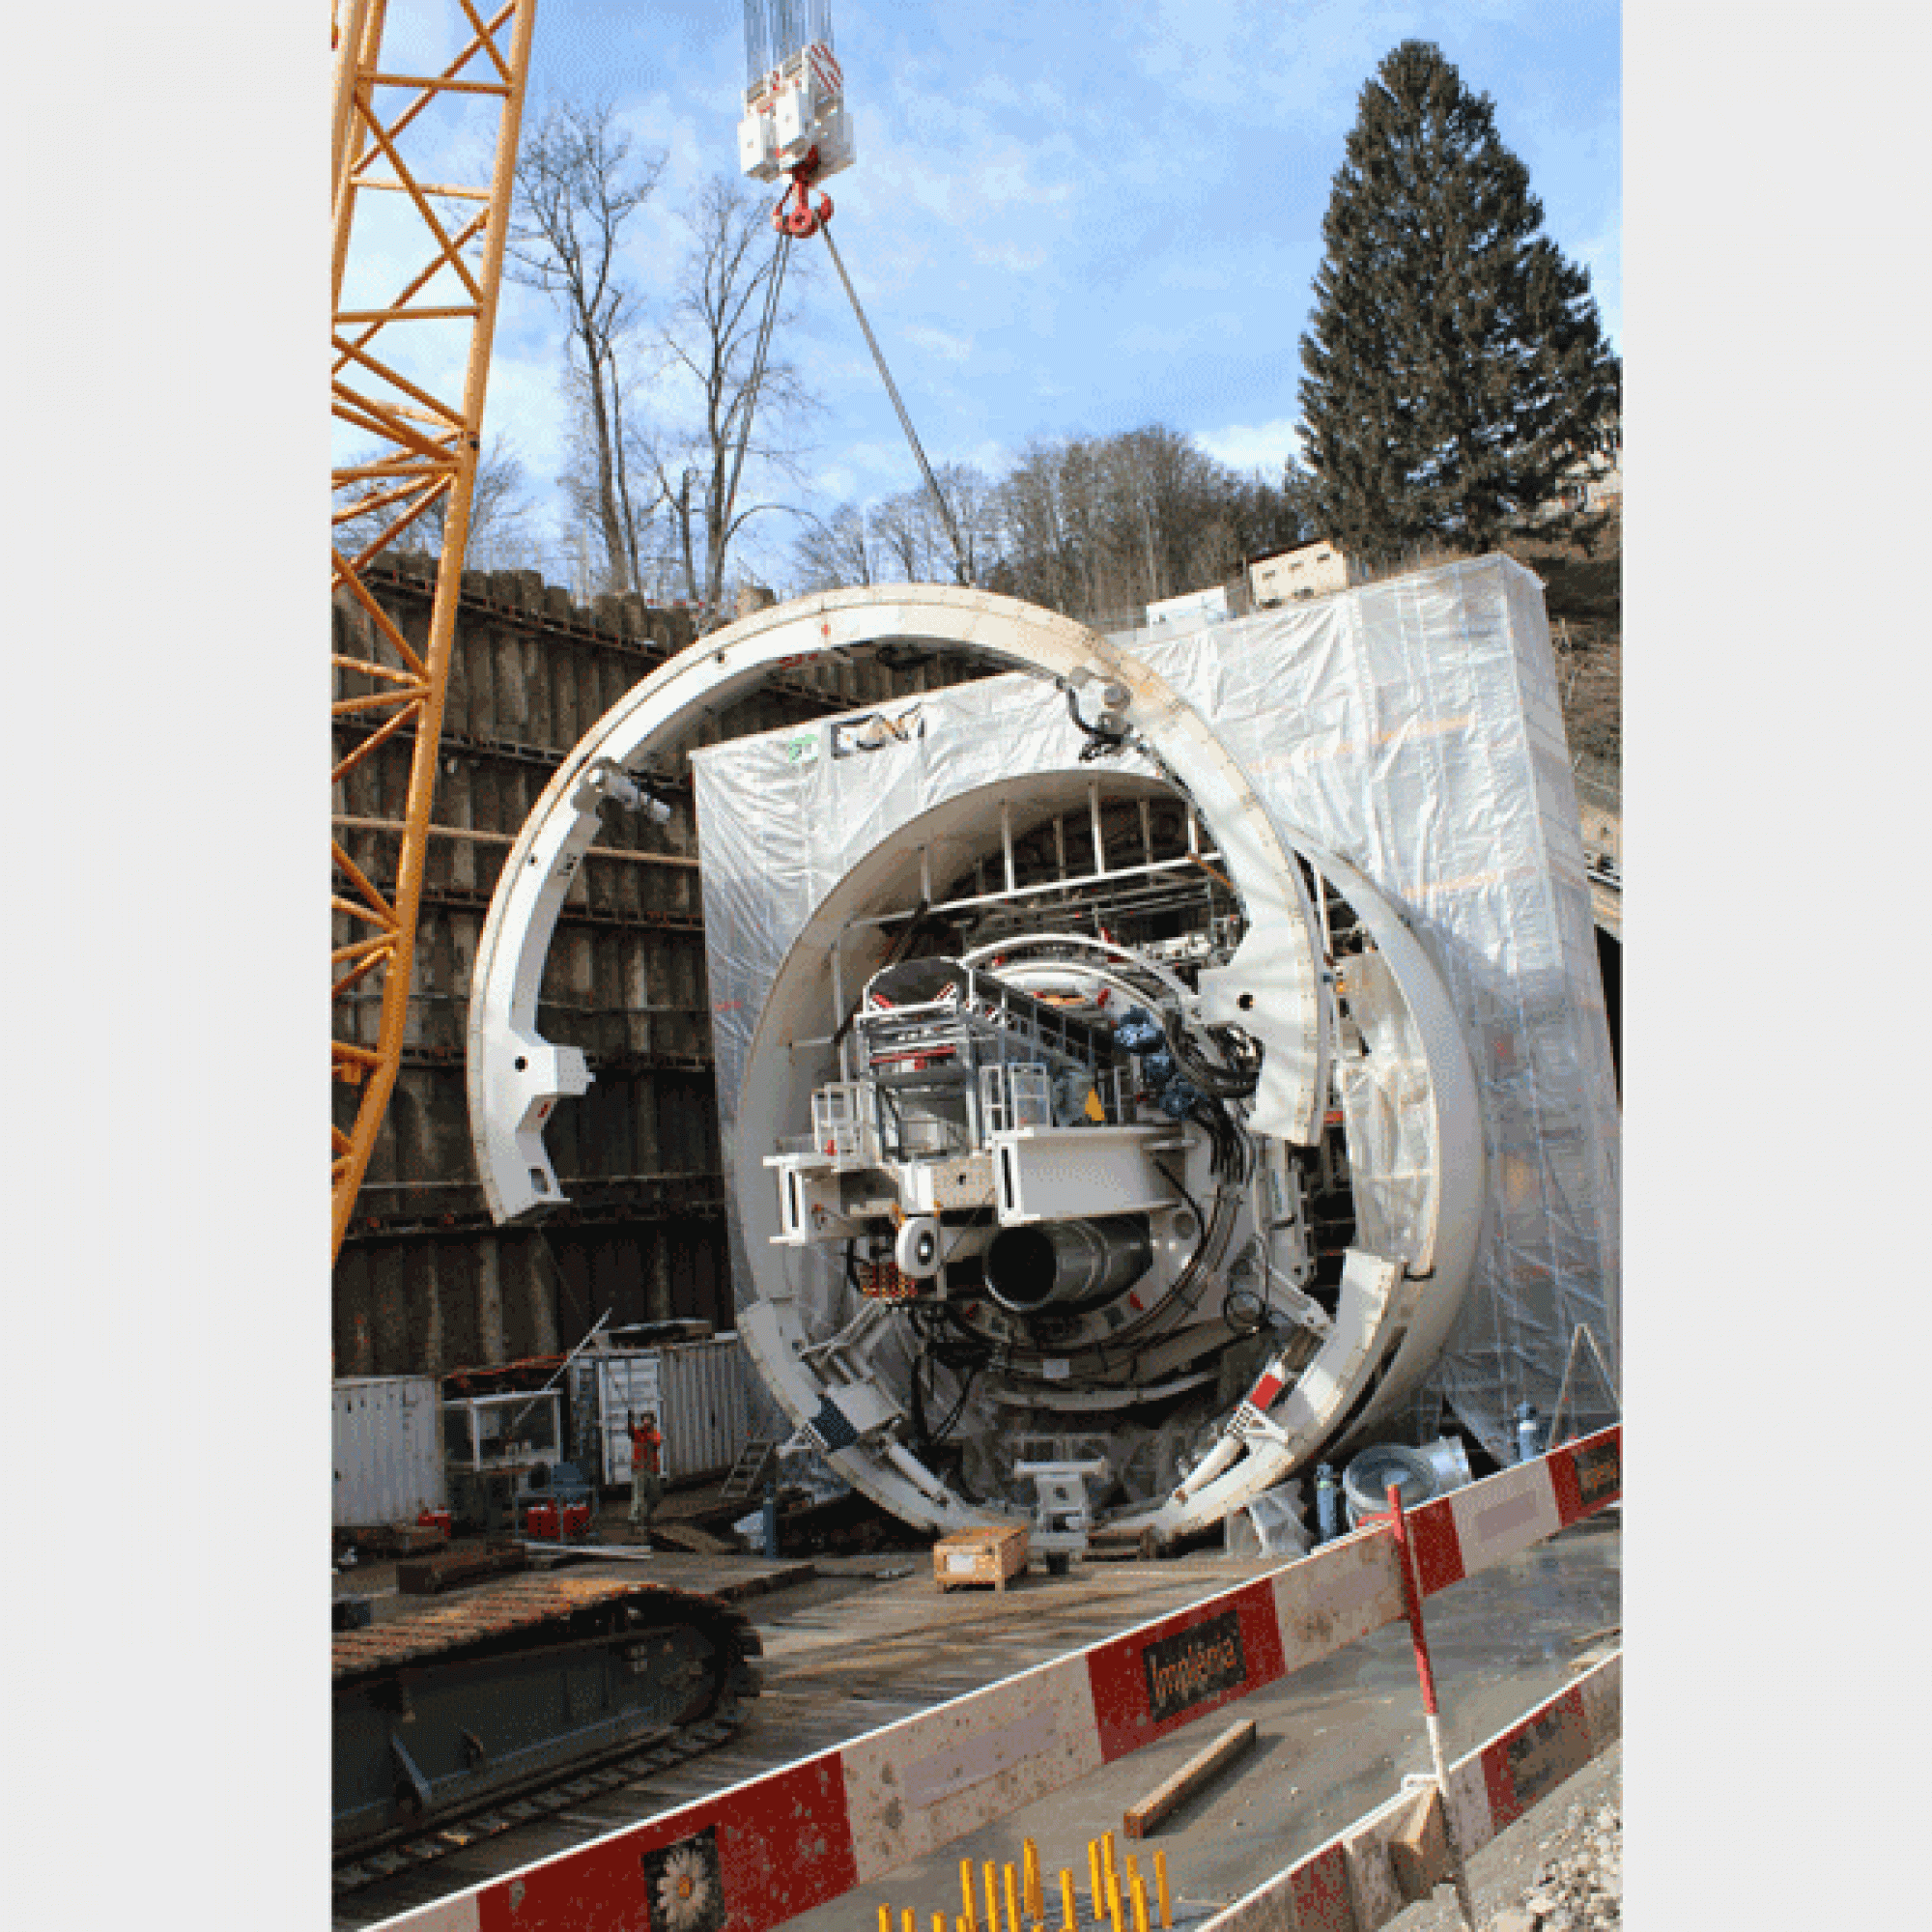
[771,147,833,238]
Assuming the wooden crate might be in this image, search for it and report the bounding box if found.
[933,1524,1029,1592]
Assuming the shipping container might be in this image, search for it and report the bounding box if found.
[568,1336,754,1487]
[333,1376,445,1527]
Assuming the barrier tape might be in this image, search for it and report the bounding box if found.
[380,1427,1619,1932]
[1201,1649,1623,1932]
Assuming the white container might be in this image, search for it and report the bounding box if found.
[570,1337,754,1487]
[333,1376,445,1527]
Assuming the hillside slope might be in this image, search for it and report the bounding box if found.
[1503,509,1622,771]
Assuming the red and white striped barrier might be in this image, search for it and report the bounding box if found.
[1201,1649,1623,1932]
[381,1428,1619,1932]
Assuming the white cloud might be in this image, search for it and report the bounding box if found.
[1195,416,1306,475]
[904,323,975,364]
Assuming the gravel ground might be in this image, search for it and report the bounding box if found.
[1387,1741,1621,1932]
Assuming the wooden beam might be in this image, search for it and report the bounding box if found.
[1122,1718,1256,1839]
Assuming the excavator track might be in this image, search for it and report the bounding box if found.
[332,1574,761,1888]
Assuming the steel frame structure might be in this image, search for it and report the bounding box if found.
[330,0,538,1262]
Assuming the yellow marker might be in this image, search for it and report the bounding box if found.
[1123,1854,1139,1899]
[1107,1862,1123,1932]
[1088,1839,1104,1922]
[1060,1867,1078,1932]
[962,1861,980,1932]
[984,1862,1000,1932]
[1004,1862,1023,1932]
[1130,1878,1150,1932]
[1152,1852,1172,1932]
[904,1910,918,1932]
[1101,1833,1120,1923]
[878,1906,891,1932]
[935,1913,948,1932]
[1023,1840,1042,1921]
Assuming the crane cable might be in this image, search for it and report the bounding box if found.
[713,226,796,625]
[817,220,974,585]
[723,188,973,602]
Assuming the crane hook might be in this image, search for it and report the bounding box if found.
[772,148,833,239]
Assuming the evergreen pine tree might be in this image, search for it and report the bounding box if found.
[1298,42,1620,556]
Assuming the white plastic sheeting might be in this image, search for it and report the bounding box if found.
[693,555,1619,1464]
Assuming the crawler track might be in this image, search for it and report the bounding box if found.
[333,1575,760,1893]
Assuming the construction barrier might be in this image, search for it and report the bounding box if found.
[1200,1649,1623,1932]
[380,1427,1620,1932]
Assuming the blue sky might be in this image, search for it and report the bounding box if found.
[358,0,1620,582]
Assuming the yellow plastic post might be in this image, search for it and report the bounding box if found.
[1088,1841,1104,1923]
[1124,1854,1139,1899]
[962,1861,980,1932]
[935,1912,948,1932]
[1102,1833,1121,1929]
[1060,1867,1078,1932]
[984,1862,1000,1932]
[1130,1878,1150,1932]
[1023,1840,1042,1921]
[904,1909,918,1932]
[1152,1852,1172,1932]
[1005,1862,1022,1932]
[879,1906,891,1932]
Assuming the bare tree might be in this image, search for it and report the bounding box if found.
[508,99,663,594]
[867,485,938,582]
[654,176,817,620]
[788,502,877,591]
[983,428,1303,624]
[335,434,537,569]
[934,462,1002,586]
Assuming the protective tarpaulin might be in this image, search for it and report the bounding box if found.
[692,556,1620,1463]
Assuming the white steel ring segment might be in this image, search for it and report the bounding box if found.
[466,583,1333,1226]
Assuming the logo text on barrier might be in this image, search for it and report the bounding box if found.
[1142,1609,1248,1723]
[1572,1438,1620,1508]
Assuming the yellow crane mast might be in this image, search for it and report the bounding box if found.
[330,2,538,1263]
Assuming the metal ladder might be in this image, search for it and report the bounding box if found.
[719,1438,780,1505]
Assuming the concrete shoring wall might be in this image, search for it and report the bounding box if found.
[330,558,985,1380]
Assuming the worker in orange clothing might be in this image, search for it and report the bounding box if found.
[628,1409,665,1535]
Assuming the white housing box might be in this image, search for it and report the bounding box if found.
[738,111,777,179]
